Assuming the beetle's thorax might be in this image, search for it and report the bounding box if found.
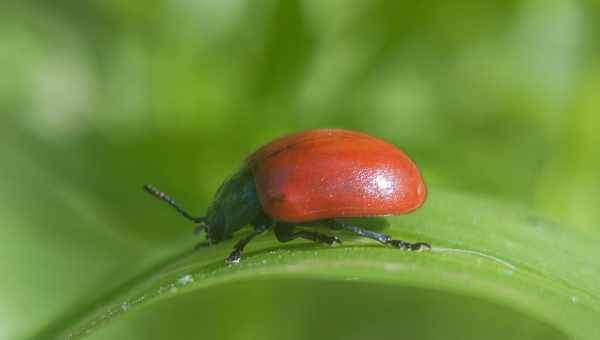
[203,166,263,243]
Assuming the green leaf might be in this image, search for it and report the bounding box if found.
[37,190,600,340]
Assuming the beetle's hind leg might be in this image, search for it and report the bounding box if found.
[274,223,342,246]
[327,219,430,251]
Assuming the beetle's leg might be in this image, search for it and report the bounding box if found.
[225,225,268,263]
[274,223,342,245]
[327,219,430,251]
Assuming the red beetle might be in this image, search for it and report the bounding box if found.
[145,129,429,263]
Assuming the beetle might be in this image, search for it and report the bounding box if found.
[144,128,430,263]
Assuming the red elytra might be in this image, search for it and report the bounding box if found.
[248,129,427,222]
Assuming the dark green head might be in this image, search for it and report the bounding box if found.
[202,166,263,243]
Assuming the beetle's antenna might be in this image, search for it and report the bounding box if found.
[143,184,205,223]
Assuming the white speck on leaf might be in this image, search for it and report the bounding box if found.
[177,274,194,286]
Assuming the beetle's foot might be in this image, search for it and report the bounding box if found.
[225,250,241,263]
[389,240,431,251]
[388,240,409,249]
[410,242,431,251]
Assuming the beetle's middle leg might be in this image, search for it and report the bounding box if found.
[274,223,341,245]
[327,219,430,251]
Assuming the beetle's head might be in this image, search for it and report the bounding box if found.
[197,167,262,243]
[199,203,227,243]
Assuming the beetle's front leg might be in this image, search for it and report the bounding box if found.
[225,225,269,263]
[225,215,274,263]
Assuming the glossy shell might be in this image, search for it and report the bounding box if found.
[246,129,426,222]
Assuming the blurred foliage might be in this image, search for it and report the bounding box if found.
[1,0,600,339]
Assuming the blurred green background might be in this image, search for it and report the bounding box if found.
[1,0,599,339]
